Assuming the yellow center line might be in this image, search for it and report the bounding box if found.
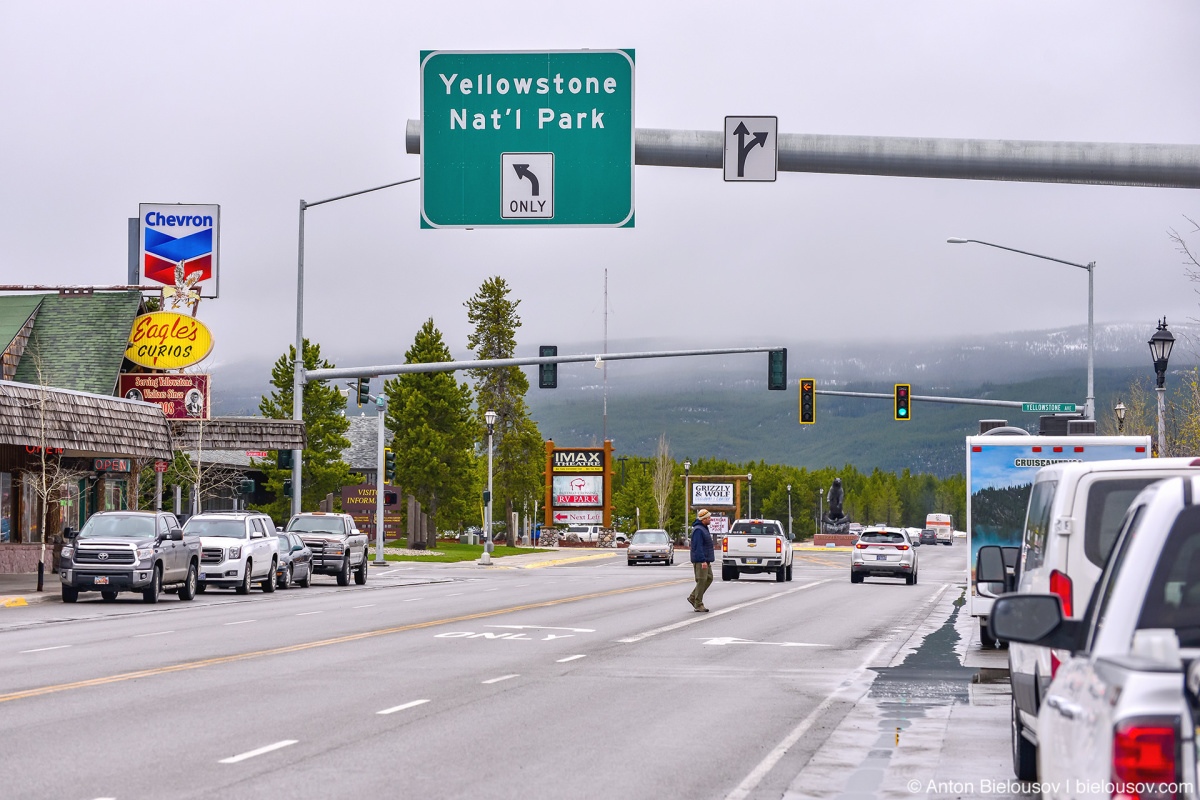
[0,578,690,706]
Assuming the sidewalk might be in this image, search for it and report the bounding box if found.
[0,572,59,607]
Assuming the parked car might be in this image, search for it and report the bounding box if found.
[721,518,793,582]
[275,532,314,589]
[919,529,938,546]
[1005,457,1200,780]
[627,529,673,565]
[564,524,601,542]
[850,527,918,585]
[184,511,281,595]
[988,475,1200,798]
[286,512,369,586]
[60,511,199,603]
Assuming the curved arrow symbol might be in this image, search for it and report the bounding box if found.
[513,163,540,196]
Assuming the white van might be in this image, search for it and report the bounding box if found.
[1005,456,1200,781]
[925,513,953,545]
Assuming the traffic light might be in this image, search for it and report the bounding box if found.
[283,479,293,498]
[539,345,558,388]
[482,489,491,507]
[383,491,398,506]
[277,450,293,470]
[767,349,787,390]
[237,479,255,495]
[894,384,911,421]
[384,448,395,481]
[800,379,815,424]
[355,377,370,406]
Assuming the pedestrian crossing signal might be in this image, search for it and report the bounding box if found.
[894,384,911,421]
[800,380,815,424]
[539,345,558,388]
[767,349,787,390]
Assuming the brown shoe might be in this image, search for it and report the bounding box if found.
[687,597,697,610]
[695,605,709,613]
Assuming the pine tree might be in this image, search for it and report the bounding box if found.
[465,277,544,536]
[253,339,360,522]
[384,319,476,532]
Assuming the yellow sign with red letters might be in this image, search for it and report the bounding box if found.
[124,312,214,369]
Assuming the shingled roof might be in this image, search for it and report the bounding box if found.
[11,292,143,395]
[170,417,307,451]
[0,379,173,458]
[0,295,42,382]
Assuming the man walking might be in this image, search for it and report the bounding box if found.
[688,509,714,612]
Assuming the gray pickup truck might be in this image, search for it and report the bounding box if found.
[60,510,200,603]
[285,512,369,586]
[989,475,1199,796]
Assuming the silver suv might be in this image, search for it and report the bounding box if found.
[183,512,281,594]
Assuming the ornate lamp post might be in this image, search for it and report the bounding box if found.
[746,472,752,519]
[682,459,691,540]
[481,409,497,565]
[1149,319,1175,457]
[1114,400,1127,435]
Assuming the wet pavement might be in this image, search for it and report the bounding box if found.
[781,587,1035,800]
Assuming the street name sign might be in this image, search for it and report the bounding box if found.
[1022,403,1078,413]
[420,50,635,228]
[724,116,777,181]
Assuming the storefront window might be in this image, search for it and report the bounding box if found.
[21,474,42,543]
[61,481,82,534]
[104,480,127,511]
[0,473,12,543]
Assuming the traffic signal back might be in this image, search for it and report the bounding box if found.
[894,384,911,421]
[355,377,371,406]
[799,380,815,424]
[768,349,787,390]
[539,345,558,388]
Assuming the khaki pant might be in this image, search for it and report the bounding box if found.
[688,561,713,608]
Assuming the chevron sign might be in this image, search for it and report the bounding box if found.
[139,203,221,297]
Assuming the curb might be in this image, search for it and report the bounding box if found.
[0,593,57,607]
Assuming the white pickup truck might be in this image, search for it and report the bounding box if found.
[989,475,1199,797]
[720,518,793,582]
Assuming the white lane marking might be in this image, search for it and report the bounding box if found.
[514,584,529,587]
[616,579,830,643]
[695,637,829,648]
[20,645,71,654]
[488,625,596,633]
[225,620,255,626]
[134,631,174,638]
[376,699,430,715]
[445,593,463,597]
[373,568,405,576]
[219,739,298,764]
[556,654,586,663]
[296,611,322,616]
[402,598,422,602]
[483,588,499,592]
[353,604,376,609]
[723,643,885,800]
[481,674,519,685]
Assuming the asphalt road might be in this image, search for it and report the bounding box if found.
[0,543,968,800]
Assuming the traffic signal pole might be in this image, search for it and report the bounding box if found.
[374,393,387,566]
[814,388,1073,409]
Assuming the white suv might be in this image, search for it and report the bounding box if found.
[184,512,282,595]
[1006,457,1200,780]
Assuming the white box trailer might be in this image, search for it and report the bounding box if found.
[965,433,1151,638]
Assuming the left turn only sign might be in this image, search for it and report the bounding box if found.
[502,153,553,218]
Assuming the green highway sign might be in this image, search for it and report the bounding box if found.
[1022,403,1078,413]
[420,50,635,228]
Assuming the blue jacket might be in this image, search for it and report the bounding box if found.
[690,519,714,563]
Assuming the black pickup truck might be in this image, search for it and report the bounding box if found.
[60,511,201,603]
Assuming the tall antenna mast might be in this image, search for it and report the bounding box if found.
[603,267,608,442]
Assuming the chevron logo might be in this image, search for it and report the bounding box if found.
[143,226,213,285]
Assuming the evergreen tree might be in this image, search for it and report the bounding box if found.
[465,277,544,533]
[384,319,476,532]
[253,339,359,522]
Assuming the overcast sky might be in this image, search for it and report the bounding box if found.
[3,1,1199,376]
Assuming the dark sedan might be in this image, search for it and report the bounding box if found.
[276,532,314,588]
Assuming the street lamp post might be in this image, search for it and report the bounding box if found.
[817,487,823,536]
[1114,400,1127,435]
[948,238,1095,420]
[1149,319,1175,457]
[747,472,752,519]
[482,410,497,565]
[786,484,792,538]
[683,459,691,539]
